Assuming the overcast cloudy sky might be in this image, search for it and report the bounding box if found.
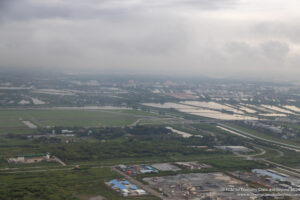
[0,0,299,80]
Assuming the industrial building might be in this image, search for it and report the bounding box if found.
[106,179,146,197]
[231,169,300,190]
[252,169,288,182]
[117,164,158,175]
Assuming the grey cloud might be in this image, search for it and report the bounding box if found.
[251,22,300,44]
[0,0,136,22]
[223,40,292,73]
[260,41,290,60]
[0,0,13,8]
[224,41,263,69]
[225,42,256,56]
[0,0,237,23]
[225,41,291,61]
[0,0,299,80]
[169,0,237,9]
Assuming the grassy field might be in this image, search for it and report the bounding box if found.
[253,144,300,167]
[0,109,139,134]
[121,109,160,117]
[138,119,172,126]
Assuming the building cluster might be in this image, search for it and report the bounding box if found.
[244,121,283,134]
[105,179,146,197]
[117,164,158,176]
[164,92,198,100]
[231,169,300,189]
[8,153,50,164]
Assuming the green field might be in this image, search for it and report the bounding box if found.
[121,109,160,117]
[0,109,140,134]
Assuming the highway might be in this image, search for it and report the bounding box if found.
[218,123,300,151]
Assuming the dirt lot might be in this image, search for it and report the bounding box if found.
[77,195,106,200]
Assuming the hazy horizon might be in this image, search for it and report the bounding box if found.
[1,0,300,81]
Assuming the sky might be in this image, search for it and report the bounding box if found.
[0,0,300,81]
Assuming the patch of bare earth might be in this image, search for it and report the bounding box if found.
[77,195,107,200]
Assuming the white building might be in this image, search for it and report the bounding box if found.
[136,189,146,195]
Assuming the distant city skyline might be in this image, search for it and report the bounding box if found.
[0,0,300,81]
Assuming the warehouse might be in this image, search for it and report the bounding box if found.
[106,179,147,197]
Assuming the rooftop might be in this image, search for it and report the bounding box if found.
[18,153,49,158]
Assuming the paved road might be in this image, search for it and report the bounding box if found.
[276,167,300,178]
[251,146,266,157]
[1,167,74,174]
[52,156,67,166]
[257,158,300,174]
[111,166,167,200]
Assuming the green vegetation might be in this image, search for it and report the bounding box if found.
[121,109,160,117]
[0,125,247,168]
[0,167,159,200]
[35,126,222,163]
[269,149,300,167]
[204,157,266,170]
[225,123,300,146]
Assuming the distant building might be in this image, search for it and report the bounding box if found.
[140,166,158,174]
[136,189,147,195]
[140,169,155,174]
[216,146,252,153]
[106,179,146,196]
[244,121,283,134]
[252,169,287,182]
[117,164,127,171]
[8,153,50,164]
[61,129,73,134]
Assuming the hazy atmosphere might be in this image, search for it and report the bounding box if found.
[1,1,300,199]
[1,0,300,80]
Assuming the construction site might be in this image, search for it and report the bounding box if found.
[143,172,253,200]
[174,161,212,170]
[151,163,181,172]
[230,169,300,190]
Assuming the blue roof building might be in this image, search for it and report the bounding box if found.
[109,179,126,190]
[146,166,154,170]
[252,169,287,182]
[121,180,130,185]
[130,185,137,190]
